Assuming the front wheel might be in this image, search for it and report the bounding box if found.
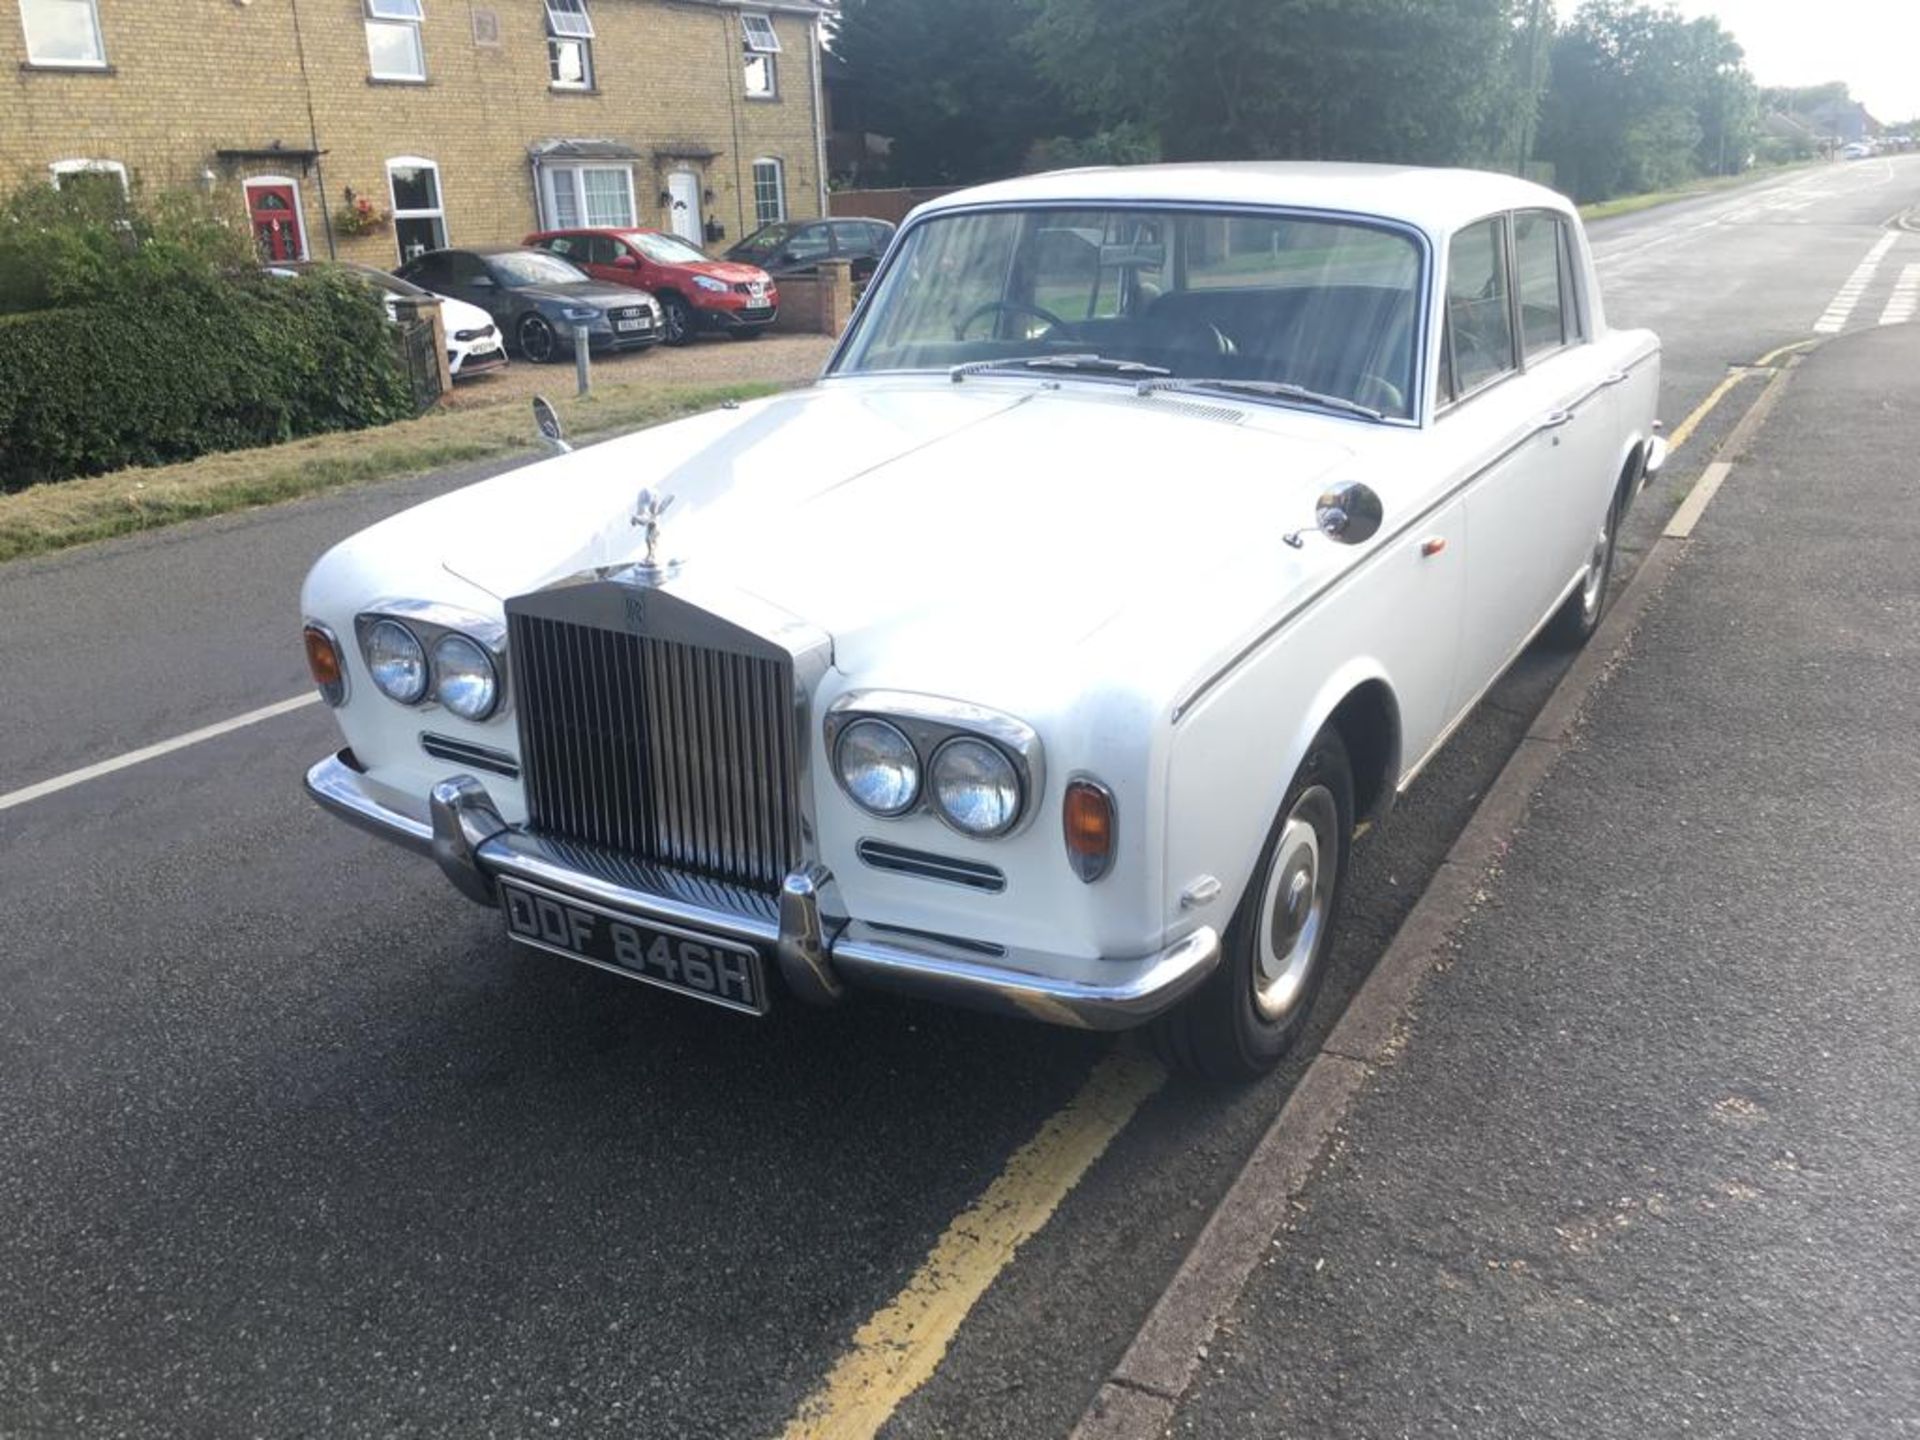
[660,295,695,347]
[517,314,559,364]
[1153,728,1354,1083]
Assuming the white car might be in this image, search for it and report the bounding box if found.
[301,163,1665,1079]
[1841,142,1873,160]
[272,261,508,378]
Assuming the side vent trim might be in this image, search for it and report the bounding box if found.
[856,839,1007,894]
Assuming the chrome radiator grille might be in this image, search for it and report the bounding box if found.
[508,611,798,890]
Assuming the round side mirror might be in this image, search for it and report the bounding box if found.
[532,395,571,453]
[1315,481,1383,546]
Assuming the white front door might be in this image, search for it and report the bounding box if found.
[666,171,702,247]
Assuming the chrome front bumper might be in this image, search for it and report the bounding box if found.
[305,751,1219,1031]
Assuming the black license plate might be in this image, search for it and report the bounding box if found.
[500,879,769,1015]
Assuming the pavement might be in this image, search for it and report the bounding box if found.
[1156,321,1920,1436]
[2,155,1919,1439]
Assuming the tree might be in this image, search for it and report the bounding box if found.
[1535,1,1759,202]
[829,0,1074,185]
[1027,0,1521,168]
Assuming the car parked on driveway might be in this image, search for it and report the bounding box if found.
[395,246,661,363]
[270,260,507,379]
[302,163,1665,1080]
[725,217,895,285]
[526,227,777,346]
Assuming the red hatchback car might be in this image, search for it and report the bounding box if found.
[524,227,779,345]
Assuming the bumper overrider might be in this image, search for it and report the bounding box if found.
[304,751,1220,1031]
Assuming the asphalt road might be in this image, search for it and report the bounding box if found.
[3,155,1918,1439]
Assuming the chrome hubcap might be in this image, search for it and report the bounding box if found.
[1253,785,1338,1022]
[1581,517,1611,620]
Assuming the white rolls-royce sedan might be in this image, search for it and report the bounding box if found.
[301,163,1666,1080]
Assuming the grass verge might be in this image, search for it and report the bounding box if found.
[0,377,785,564]
[1578,162,1818,222]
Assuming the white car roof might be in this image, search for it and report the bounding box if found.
[914,162,1577,239]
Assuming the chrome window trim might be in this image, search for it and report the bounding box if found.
[823,198,1434,430]
[825,689,1045,838]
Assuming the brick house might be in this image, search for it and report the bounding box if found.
[1,0,829,264]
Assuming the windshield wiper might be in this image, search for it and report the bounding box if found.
[1135,377,1385,422]
[949,353,1172,382]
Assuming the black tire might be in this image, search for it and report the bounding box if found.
[517,314,559,365]
[1546,480,1625,649]
[1153,728,1354,1083]
[660,294,695,347]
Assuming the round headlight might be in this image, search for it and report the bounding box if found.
[364,619,428,704]
[835,718,920,816]
[930,737,1022,837]
[431,632,499,721]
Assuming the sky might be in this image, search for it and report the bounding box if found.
[1552,0,1920,124]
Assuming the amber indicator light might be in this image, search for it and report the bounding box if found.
[304,625,346,705]
[1063,779,1115,882]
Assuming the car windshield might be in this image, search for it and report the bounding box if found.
[732,222,796,258]
[487,251,591,286]
[630,231,710,265]
[832,206,1424,420]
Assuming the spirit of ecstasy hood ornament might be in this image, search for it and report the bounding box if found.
[626,487,682,583]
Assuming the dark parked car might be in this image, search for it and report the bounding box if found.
[394,246,662,363]
[724,217,895,284]
[526,227,778,345]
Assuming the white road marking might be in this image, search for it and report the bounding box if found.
[1814,232,1901,333]
[1878,263,1920,325]
[0,693,319,814]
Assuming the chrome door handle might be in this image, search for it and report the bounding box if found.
[1601,370,1630,386]
[1539,409,1575,429]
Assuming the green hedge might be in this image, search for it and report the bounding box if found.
[0,272,413,491]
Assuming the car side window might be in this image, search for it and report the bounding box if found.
[588,235,620,266]
[404,253,449,289]
[865,223,892,253]
[1445,217,1516,397]
[448,253,488,288]
[1513,210,1570,359]
[787,225,832,262]
[543,235,579,259]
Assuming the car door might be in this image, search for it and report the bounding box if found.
[1444,213,1569,716]
[1510,209,1621,588]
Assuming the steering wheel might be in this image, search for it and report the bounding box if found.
[954,300,1080,342]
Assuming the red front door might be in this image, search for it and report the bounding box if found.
[246,182,304,262]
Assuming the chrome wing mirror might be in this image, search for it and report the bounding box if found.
[1285,481,1383,549]
[532,395,571,455]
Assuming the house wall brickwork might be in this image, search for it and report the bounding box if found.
[1,0,825,264]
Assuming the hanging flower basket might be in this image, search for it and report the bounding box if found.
[335,190,389,237]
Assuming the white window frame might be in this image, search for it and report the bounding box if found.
[541,163,636,230]
[740,11,780,53]
[751,157,786,228]
[743,49,776,99]
[386,156,447,262]
[544,0,592,39]
[18,0,107,68]
[48,157,127,192]
[365,0,426,82]
[548,33,592,88]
